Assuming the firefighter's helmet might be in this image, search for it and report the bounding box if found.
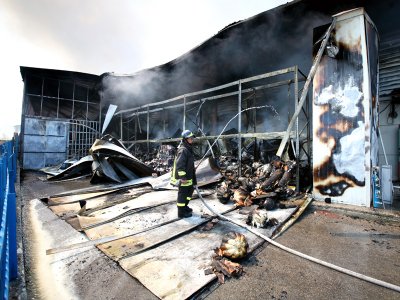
[181,130,194,139]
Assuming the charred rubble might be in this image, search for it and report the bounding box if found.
[204,231,248,283]
[135,144,176,176]
[216,154,299,217]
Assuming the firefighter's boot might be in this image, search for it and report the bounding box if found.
[178,206,192,218]
[185,200,193,212]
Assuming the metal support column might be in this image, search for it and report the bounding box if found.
[238,81,242,177]
[294,66,300,191]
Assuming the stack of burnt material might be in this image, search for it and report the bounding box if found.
[216,155,298,209]
[141,145,176,176]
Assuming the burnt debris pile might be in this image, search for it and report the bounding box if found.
[216,155,299,210]
[136,145,176,176]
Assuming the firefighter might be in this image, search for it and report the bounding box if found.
[170,129,197,218]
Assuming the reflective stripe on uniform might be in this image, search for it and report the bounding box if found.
[178,171,186,176]
[177,203,186,207]
[170,156,178,185]
[186,197,191,201]
[181,179,193,186]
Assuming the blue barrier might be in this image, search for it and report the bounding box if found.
[0,138,18,299]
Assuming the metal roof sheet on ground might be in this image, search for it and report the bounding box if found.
[80,198,235,261]
[45,183,297,299]
[77,190,182,229]
[41,155,302,299]
[118,206,296,300]
[48,186,152,219]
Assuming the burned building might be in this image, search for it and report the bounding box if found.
[20,0,400,207]
[20,67,101,169]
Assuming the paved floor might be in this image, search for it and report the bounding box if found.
[16,171,400,299]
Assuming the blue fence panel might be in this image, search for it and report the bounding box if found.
[0,139,18,299]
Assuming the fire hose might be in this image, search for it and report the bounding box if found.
[194,186,400,293]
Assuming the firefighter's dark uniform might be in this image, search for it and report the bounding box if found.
[171,138,197,217]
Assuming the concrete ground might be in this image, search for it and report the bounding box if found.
[14,171,400,299]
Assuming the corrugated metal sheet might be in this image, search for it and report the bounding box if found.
[379,30,400,100]
[23,117,68,169]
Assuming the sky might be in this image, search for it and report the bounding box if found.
[0,0,290,139]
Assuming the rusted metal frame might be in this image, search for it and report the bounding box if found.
[238,81,242,177]
[276,18,337,157]
[116,66,296,116]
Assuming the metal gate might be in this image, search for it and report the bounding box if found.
[68,120,100,159]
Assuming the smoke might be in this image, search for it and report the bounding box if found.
[101,69,166,108]
[100,4,333,139]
